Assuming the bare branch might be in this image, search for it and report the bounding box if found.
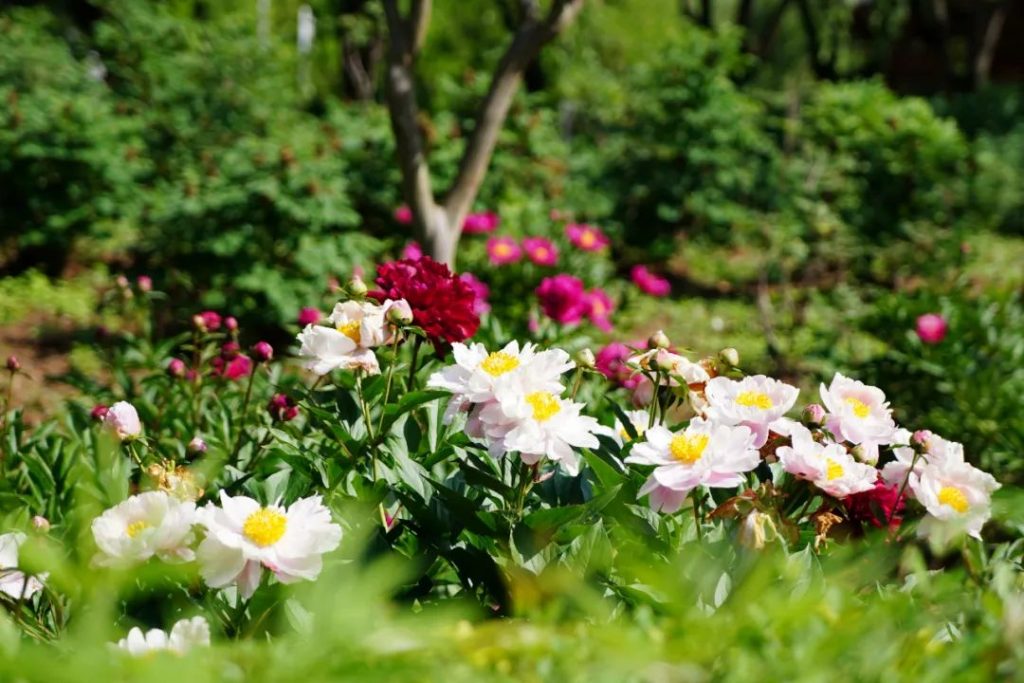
[410,0,432,55]
[383,0,438,245]
[974,1,1008,89]
[444,0,584,226]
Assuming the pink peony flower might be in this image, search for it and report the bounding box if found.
[631,265,671,297]
[463,211,500,235]
[566,223,610,252]
[595,342,639,389]
[103,401,142,440]
[212,345,252,381]
[486,236,522,265]
[394,205,413,224]
[523,237,559,266]
[536,274,587,325]
[297,307,322,327]
[136,275,152,292]
[460,272,491,316]
[915,313,947,345]
[584,288,615,332]
[402,241,424,260]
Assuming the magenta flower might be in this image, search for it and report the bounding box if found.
[584,288,615,332]
[90,404,110,422]
[402,241,424,260]
[631,265,671,297]
[297,307,322,327]
[595,342,639,389]
[394,205,413,224]
[194,310,222,332]
[136,275,152,292]
[566,224,610,252]
[251,341,274,363]
[166,358,187,378]
[268,393,299,422]
[523,237,559,266]
[460,272,491,316]
[463,211,499,235]
[536,274,587,325]
[915,313,947,345]
[212,343,252,381]
[486,236,522,265]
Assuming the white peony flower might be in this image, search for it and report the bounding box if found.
[296,324,380,376]
[327,299,406,348]
[625,418,760,513]
[880,429,963,493]
[92,491,197,567]
[103,401,142,440]
[611,409,652,446]
[0,532,46,599]
[912,457,1000,541]
[477,390,604,476]
[703,375,799,447]
[196,492,342,599]
[116,616,210,656]
[819,373,898,463]
[428,341,573,408]
[776,423,878,499]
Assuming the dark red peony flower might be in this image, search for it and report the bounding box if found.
[212,342,252,381]
[370,257,480,348]
[844,478,905,530]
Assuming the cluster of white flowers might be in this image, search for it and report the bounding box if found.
[116,616,210,656]
[297,298,412,376]
[91,490,341,598]
[428,341,605,475]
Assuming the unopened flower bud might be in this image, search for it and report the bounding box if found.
[5,355,19,372]
[115,275,129,289]
[187,436,207,454]
[136,275,152,292]
[31,515,50,533]
[166,358,186,378]
[267,393,299,422]
[718,347,740,368]
[251,341,274,363]
[738,510,775,550]
[802,403,827,427]
[385,300,414,325]
[647,330,670,349]
[911,429,933,449]
[90,404,109,422]
[191,314,206,331]
[348,275,368,298]
[224,316,239,332]
[194,310,221,332]
[575,348,596,369]
[850,444,877,466]
[327,276,341,293]
[297,307,322,327]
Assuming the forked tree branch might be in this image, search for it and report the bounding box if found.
[383,0,584,264]
[443,0,584,227]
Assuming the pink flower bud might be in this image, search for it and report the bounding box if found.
[166,358,186,378]
[187,436,207,454]
[915,313,947,345]
[5,355,19,372]
[31,516,50,533]
[90,404,109,422]
[385,299,414,325]
[297,307,322,327]
[251,341,274,363]
[911,430,933,450]
[224,316,239,332]
[103,401,142,440]
[220,341,241,359]
[802,404,827,426]
[115,275,129,289]
[194,310,221,332]
[136,275,152,292]
[267,393,299,422]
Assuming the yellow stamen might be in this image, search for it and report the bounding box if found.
[580,231,596,248]
[243,508,288,547]
[938,486,969,514]
[525,392,561,422]
[669,433,709,464]
[337,320,361,344]
[844,396,870,418]
[479,351,520,377]
[126,520,150,538]
[826,458,844,481]
[736,391,773,410]
[494,243,512,257]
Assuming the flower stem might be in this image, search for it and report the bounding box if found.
[377,335,401,435]
[406,336,423,391]
[888,451,921,527]
[692,493,704,541]
[228,367,258,466]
